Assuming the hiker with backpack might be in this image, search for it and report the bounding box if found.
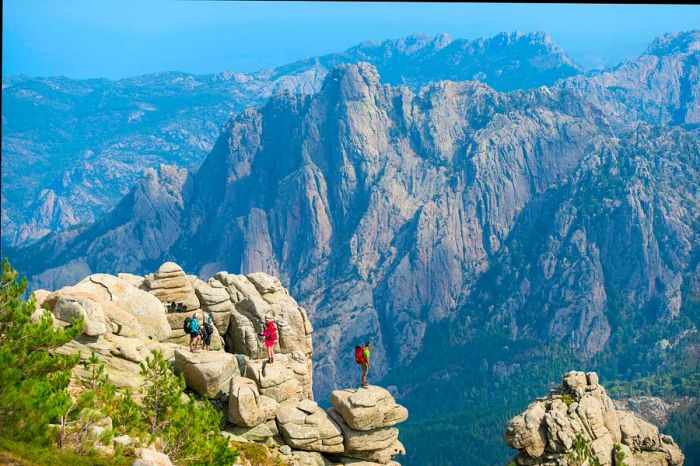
[200,313,215,351]
[258,316,277,363]
[184,312,202,352]
[355,341,371,388]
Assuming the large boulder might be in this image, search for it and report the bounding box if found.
[337,440,405,464]
[219,272,273,355]
[51,293,109,336]
[288,450,331,466]
[276,398,344,453]
[328,408,400,453]
[71,274,171,341]
[330,386,408,431]
[192,278,235,333]
[174,349,238,398]
[143,262,200,311]
[504,371,685,466]
[228,376,278,427]
[243,353,306,403]
[334,459,401,466]
[116,272,145,289]
[44,289,146,339]
[54,334,180,393]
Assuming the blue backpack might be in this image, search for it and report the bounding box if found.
[184,316,200,333]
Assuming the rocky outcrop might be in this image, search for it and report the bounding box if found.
[276,398,344,453]
[142,262,200,310]
[327,386,408,464]
[38,262,409,465]
[504,371,684,466]
[174,349,238,398]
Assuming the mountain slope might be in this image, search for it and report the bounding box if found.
[2,31,581,247]
[556,30,700,129]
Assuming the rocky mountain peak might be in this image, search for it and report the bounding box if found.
[324,62,382,100]
[644,30,700,56]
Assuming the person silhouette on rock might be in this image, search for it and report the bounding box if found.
[259,316,277,364]
[200,313,214,351]
[355,341,371,388]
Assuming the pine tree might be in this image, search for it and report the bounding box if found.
[0,257,84,445]
[139,350,239,465]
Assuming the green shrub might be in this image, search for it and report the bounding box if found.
[567,433,602,466]
[560,394,575,406]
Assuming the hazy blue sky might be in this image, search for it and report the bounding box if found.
[4,1,700,79]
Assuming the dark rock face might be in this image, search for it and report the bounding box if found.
[2,31,581,247]
[8,33,700,400]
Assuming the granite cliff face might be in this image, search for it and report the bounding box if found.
[2,31,580,247]
[556,31,700,129]
[460,126,700,358]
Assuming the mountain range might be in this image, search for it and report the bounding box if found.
[4,30,700,465]
[2,31,580,247]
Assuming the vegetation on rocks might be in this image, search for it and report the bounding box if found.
[138,350,239,465]
[0,257,84,445]
[0,258,239,465]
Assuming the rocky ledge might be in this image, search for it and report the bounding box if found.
[33,261,408,466]
[504,371,684,466]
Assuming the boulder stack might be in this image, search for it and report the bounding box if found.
[327,386,408,464]
[143,262,200,311]
[191,270,314,397]
[504,371,685,466]
[276,398,344,453]
[34,262,409,466]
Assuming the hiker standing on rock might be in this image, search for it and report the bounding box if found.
[259,316,277,363]
[184,312,201,352]
[355,341,371,388]
[200,313,214,351]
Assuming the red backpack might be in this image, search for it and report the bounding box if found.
[264,323,277,342]
[354,345,366,364]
